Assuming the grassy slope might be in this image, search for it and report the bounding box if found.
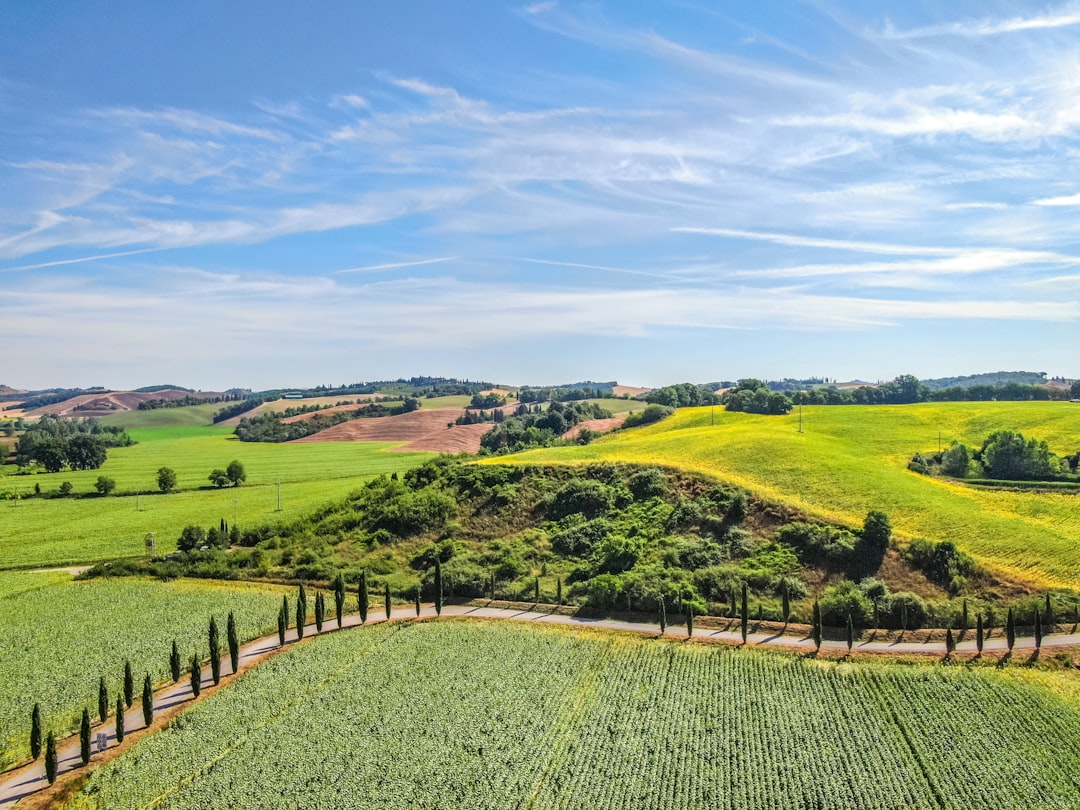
[507,402,1080,590]
[0,428,434,568]
[97,403,222,429]
[0,572,289,768]
[62,620,1080,810]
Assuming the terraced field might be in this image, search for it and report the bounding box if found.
[60,620,1080,810]
[508,402,1080,590]
[0,571,287,769]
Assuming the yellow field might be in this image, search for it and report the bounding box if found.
[506,402,1080,590]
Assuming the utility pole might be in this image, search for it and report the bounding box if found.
[798,404,804,434]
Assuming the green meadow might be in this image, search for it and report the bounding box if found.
[1,428,433,568]
[97,403,223,429]
[508,402,1080,590]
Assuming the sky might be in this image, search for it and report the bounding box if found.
[3,0,1080,391]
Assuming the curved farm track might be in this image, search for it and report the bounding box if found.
[3,602,1077,808]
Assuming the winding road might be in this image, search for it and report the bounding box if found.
[1,601,1076,807]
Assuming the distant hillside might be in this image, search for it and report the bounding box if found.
[923,371,1048,390]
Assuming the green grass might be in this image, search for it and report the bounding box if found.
[97,403,223,429]
[0,572,289,769]
[62,620,1080,810]
[585,397,647,414]
[0,430,434,568]
[418,394,474,409]
[506,402,1080,590]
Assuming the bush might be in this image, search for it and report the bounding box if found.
[177,525,208,552]
[547,479,613,520]
[552,519,611,557]
[818,581,874,628]
[587,573,622,608]
[627,468,668,500]
[904,538,974,591]
[622,404,674,429]
[775,521,855,565]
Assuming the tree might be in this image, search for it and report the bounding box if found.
[170,640,181,682]
[961,599,969,631]
[945,628,955,655]
[659,595,667,634]
[358,571,368,624]
[157,466,177,494]
[1035,609,1043,649]
[67,434,107,470]
[846,614,854,652]
[227,612,239,673]
[30,703,42,760]
[59,481,73,496]
[556,578,563,605]
[94,475,116,496]
[190,656,201,698]
[415,587,421,616]
[812,600,822,651]
[44,732,57,784]
[781,580,790,624]
[281,594,290,632]
[177,525,207,552]
[98,677,108,723]
[858,511,891,572]
[209,617,221,685]
[208,469,229,488]
[315,591,325,632]
[115,695,125,743]
[296,595,305,640]
[142,674,153,726]
[740,582,749,643]
[1045,594,1055,628]
[434,557,443,616]
[976,614,984,655]
[687,605,694,639]
[123,661,134,708]
[1006,607,1016,651]
[941,442,971,478]
[384,583,391,621]
[80,708,91,766]
[226,460,246,487]
[277,606,286,646]
[333,575,346,629]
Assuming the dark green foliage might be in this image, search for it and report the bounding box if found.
[480,400,612,453]
[687,606,694,639]
[557,578,563,605]
[781,580,790,623]
[1006,608,1016,650]
[976,614,984,654]
[775,521,856,566]
[94,475,116,496]
[846,614,854,652]
[547,479,614,520]
[227,612,239,673]
[534,576,540,603]
[359,571,369,624]
[940,442,971,477]
[1045,594,1054,628]
[740,582,749,643]
[659,596,667,633]
[384,583,392,621]
[296,595,305,640]
[856,511,891,572]
[156,466,177,494]
[142,674,153,726]
[903,538,975,592]
[45,732,57,784]
[812,601,822,650]
[315,592,325,632]
[30,703,41,760]
[209,617,221,685]
[80,708,91,766]
[1035,610,1043,649]
[190,656,201,698]
[226,460,246,486]
[646,383,719,408]
[123,661,134,708]
[945,628,955,655]
[115,695,125,742]
[170,640,181,682]
[333,575,346,629]
[622,404,676,429]
[415,588,421,616]
[627,468,669,500]
[177,525,207,552]
[434,557,443,616]
[961,599,969,631]
[723,380,793,415]
[98,677,108,723]
[981,430,1061,480]
[277,606,286,646]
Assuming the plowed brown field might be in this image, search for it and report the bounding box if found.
[291,407,491,453]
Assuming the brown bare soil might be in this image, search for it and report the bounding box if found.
[561,415,627,439]
[611,385,650,397]
[28,389,228,418]
[291,407,491,454]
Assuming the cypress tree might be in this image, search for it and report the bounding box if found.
[80,708,91,766]
[434,556,443,616]
[190,655,201,698]
[281,594,290,630]
[846,614,854,652]
[227,612,239,674]
[961,599,969,632]
[415,587,421,616]
[557,578,563,606]
[901,601,908,632]
[277,606,286,646]
[1006,607,1016,651]
[115,695,125,743]
[298,583,308,621]
[98,677,108,723]
[740,582,749,643]
[209,617,221,685]
[333,575,346,629]
[534,576,540,603]
[123,661,134,708]
[687,605,694,638]
[30,703,42,760]
[296,595,305,640]
[170,640,181,682]
[812,600,822,651]
[976,614,984,654]
[945,628,955,655]
[142,674,153,726]
[781,580,790,624]
[1035,609,1043,649]
[359,570,369,624]
[659,595,667,634]
[1045,594,1054,629]
[315,592,325,633]
[384,583,392,621]
[44,732,57,784]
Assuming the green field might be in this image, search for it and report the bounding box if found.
[0,429,433,568]
[97,403,223,429]
[0,572,288,768]
[61,620,1080,810]
[507,402,1080,590]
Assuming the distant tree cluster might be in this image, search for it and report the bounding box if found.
[14,415,133,472]
[518,383,616,403]
[911,430,1078,481]
[138,393,243,410]
[208,460,247,488]
[723,380,793,415]
[479,401,612,454]
[788,374,1074,406]
[644,383,719,408]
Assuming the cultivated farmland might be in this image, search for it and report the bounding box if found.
[509,401,1080,590]
[0,572,287,768]
[61,620,1080,810]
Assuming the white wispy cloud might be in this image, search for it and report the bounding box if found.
[879,6,1080,39]
[1032,192,1080,207]
[334,256,459,274]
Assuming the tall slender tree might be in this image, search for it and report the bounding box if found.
[190,655,202,698]
[227,612,239,673]
[1045,594,1054,629]
[1006,607,1016,651]
[659,595,667,634]
[170,640,181,682]
[123,661,134,708]
[812,600,822,651]
[281,594,290,631]
[142,674,153,726]
[30,703,42,760]
[359,570,369,624]
[976,614,984,655]
[961,599,969,632]
[846,614,854,653]
[98,677,108,723]
[209,617,221,685]
[1035,609,1043,649]
[333,575,346,629]
[44,732,57,784]
[115,695,125,743]
[296,594,305,640]
[298,583,308,623]
[687,605,694,639]
[740,582,749,643]
[315,592,325,633]
[384,583,392,621]
[945,628,955,656]
[415,587,421,616]
[556,578,563,606]
[80,708,91,765]
[434,557,443,616]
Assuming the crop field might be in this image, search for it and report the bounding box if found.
[96,403,224,429]
[61,620,1080,810]
[0,429,433,568]
[0,572,287,769]
[508,402,1080,590]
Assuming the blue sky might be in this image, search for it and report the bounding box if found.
[3,1,1080,390]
